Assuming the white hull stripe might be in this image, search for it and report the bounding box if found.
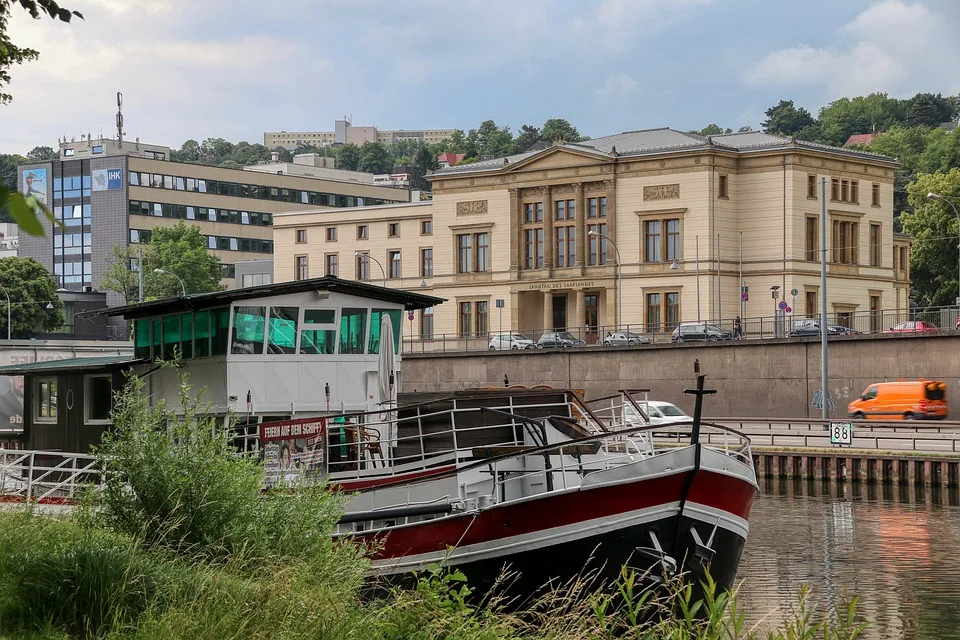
[370,499,748,576]
[683,501,750,540]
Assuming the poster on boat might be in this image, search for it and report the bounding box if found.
[259,417,326,487]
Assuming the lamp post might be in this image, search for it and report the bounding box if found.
[588,230,621,330]
[153,268,186,298]
[926,192,960,308]
[354,251,386,288]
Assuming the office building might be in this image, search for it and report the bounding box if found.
[264,119,456,150]
[273,128,909,343]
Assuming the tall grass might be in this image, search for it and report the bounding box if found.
[0,367,868,639]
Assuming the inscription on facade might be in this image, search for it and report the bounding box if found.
[643,184,680,201]
[527,280,596,291]
[456,200,488,215]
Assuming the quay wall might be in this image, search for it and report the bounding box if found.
[402,334,960,419]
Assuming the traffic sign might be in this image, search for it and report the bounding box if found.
[741,292,749,301]
[407,312,414,321]
[785,306,792,313]
[778,301,787,310]
[830,421,853,446]
[790,288,799,297]
[495,299,505,308]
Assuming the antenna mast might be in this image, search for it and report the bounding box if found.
[116,92,125,148]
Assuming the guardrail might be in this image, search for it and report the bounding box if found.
[0,449,100,504]
[402,305,960,354]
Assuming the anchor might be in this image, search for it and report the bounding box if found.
[688,516,721,570]
[633,530,678,584]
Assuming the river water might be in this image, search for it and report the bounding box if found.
[738,478,960,639]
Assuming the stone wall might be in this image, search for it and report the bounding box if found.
[402,334,960,419]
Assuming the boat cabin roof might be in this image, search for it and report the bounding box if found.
[0,355,145,376]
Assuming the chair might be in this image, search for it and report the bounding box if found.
[357,426,384,468]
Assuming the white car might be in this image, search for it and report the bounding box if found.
[622,401,693,426]
[488,333,536,350]
[602,331,651,346]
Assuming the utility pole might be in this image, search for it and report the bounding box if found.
[820,177,829,419]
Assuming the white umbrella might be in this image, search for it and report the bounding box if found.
[377,314,398,457]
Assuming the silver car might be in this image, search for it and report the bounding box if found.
[488,333,536,350]
[602,331,651,346]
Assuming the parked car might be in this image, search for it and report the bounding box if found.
[884,321,938,334]
[623,401,693,426]
[789,320,855,337]
[602,331,651,346]
[488,333,536,350]
[536,331,585,348]
[848,380,948,421]
[671,323,733,343]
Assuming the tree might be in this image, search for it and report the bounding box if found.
[540,118,583,143]
[25,145,56,161]
[738,126,754,133]
[335,143,360,171]
[101,223,223,302]
[514,124,541,153]
[906,93,954,127]
[693,124,731,136]
[410,143,438,191]
[443,130,471,155]
[171,139,200,163]
[869,125,934,217]
[902,169,960,307]
[761,100,816,137]
[357,141,393,174]
[469,120,515,158]
[0,257,64,337]
[0,153,28,223]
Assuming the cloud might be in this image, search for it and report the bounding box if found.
[595,72,640,107]
[743,1,960,98]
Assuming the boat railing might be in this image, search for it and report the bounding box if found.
[0,449,101,504]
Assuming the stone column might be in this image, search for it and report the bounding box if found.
[574,289,585,341]
[542,290,553,333]
[574,183,585,268]
[543,186,554,270]
[508,188,520,272]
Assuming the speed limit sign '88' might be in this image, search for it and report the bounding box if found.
[830,421,853,446]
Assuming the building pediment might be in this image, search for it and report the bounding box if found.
[505,146,612,174]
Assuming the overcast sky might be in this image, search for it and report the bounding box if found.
[3,0,960,155]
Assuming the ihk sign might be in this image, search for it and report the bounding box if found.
[92,168,123,191]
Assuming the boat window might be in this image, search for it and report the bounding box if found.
[152,319,162,359]
[180,313,194,359]
[369,309,402,354]
[134,319,151,360]
[211,307,230,356]
[300,309,336,355]
[339,308,367,354]
[231,306,266,354]
[268,307,299,354]
[193,310,211,357]
[85,375,112,423]
[36,378,58,422]
[162,314,181,360]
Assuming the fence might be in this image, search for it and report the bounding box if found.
[402,305,960,354]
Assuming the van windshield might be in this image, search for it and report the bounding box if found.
[925,383,946,401]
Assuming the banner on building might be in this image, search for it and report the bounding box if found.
[259,417,326,487]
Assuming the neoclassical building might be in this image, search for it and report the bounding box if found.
[274,128,909,343]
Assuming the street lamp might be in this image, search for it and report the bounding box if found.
[153,268,186,298]
[926,192,960,307]
[354,251,386,288]
[588,230,621,330]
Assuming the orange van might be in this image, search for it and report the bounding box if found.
[848,380,948,421]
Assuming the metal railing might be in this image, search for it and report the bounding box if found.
[402,305,960,354]
[0,449,100,504]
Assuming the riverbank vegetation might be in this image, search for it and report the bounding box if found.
[0,372,867,638]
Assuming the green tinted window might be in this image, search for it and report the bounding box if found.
[300,309,336,355]
[152,319,162,359]
[193,310,210,357]
[338,308,367,354]
[231,306,265,354]
[211,307,230,356]
[369,309,403,354]
[162,314,181,360]
[134,320,151,360]
[268,307,299,354]
[180,313,194,359]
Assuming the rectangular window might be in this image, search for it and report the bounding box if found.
[644,220,662,262]
[85,375,112,423]
[338,308,367,354]
[193,310,210,358]
[524,203,534,223]
[805,216,818,261]
[476,301,488,336]
[870,223,881,267]
[555,226,575,267]
[388,250,401,278]
[665,219,680,261]
[645,293,662,332]
[588,197,597,219]
[831,178,840,201]
[357,224,368,239]
[134,319,151,360]
[36,378,58,421]
[457,234,473,273]
[421,248,433,277]
[388,222,400,237]
[180,313,194,359]
[870,295,881,333]
[211,307,230,356]
[805,291,817,317]
[807,174,817,198]
[369,309,402,354]
[300,309,336,355]
[535,202,543,222]
[421,220,432,235]
[295,255,308,280]
[718,174,729,198]
[476,232,489,271]
[588,224,607,265]
[268,306,299,354]
[296,229,307,243]
[420,307,434,339]
[665,293,680,330]
[554,200,566,221]
[872,183,880,206]
[231,306,265,354]
[162,314,181,360]
[326,227,337,241]
[325,253,338,276]
[356,253,369,280]
[851,180,859,204]
[459,301,472,337]
[841,179,849,202]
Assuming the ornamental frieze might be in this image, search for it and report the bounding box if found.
[456,200,488,215]
[643,184,680,201]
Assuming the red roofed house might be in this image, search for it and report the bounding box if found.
[844,132,880,147]
[437,152,465,168]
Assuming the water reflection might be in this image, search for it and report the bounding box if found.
[739,478,960,639]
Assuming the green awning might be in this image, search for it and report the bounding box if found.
[0,355,146,376]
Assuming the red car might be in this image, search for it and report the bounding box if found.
[884,321,939,334]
